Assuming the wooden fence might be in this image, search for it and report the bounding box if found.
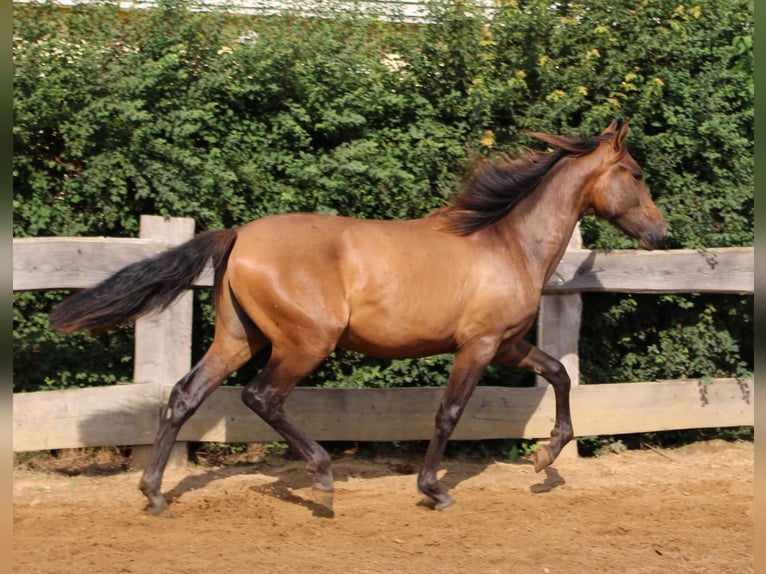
[12,215,754,454]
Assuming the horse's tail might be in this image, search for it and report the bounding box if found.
[50,228,238,333]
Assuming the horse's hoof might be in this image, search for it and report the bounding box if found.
[533,444,553,473]
[417,493,455,511]
[434,495,456,511]
[312,476,335,493]
[315,491,335,510]
[144,503,170,517]
[142,493,170,517]
[309,464,335,492]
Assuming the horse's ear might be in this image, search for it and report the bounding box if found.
[614,120,630,151]
[600,118,619,136]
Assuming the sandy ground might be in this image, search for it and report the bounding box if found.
[14,439,753,574]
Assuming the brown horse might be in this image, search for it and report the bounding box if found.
[50,119,666,514]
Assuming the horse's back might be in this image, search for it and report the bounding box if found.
[231,212,455,272]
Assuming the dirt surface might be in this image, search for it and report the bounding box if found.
[14,440,753,574]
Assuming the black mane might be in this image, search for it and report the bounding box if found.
[440,132,609,235]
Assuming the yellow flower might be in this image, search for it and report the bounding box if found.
[546,89,566,102]
[480,130,495,148]
[586,48,601,59]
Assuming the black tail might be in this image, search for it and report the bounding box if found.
[50,228,238,333]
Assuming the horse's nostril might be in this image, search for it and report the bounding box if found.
[640,228,666,251]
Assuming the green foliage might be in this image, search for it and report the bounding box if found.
[13,0,752,392]
[579,293,753,383]
[503,440,538,463]
[13,291,134,391]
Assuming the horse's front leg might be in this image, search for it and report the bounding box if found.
[418,341,496,510]
[494,339,574,471]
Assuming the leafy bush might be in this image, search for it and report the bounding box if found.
[13,0,753,392]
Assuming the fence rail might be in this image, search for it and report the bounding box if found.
[12,216,754,453]
[13,237,755,294]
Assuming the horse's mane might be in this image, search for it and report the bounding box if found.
[438,131,612,236]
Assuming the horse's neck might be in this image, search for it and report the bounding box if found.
[498,157,589,285]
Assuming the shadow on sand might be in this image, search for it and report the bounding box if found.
[155,447,568,519]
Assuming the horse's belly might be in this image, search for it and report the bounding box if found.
[339,304,458,360]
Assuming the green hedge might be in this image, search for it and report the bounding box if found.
[13,0,753,392]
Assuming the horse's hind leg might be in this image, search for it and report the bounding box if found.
[138,337,256,515]
[494,339,573,472]
[241,352,334,495]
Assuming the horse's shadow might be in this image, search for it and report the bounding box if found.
[163,464,260,503]
[161,454,566,518]
[250,480,336,518]
[163,458,418,518]
[529,466,566,493]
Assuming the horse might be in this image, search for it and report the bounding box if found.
[50,119,666,515]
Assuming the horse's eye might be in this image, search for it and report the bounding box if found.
[633,172,643,181]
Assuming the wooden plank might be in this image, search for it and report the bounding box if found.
[132,216,196,469]
[568,379,755,436]
[14,238,753,295]
[133,216,195,388]
[12,383,160,451]
[12,379,753,451]
[537,224,582,387]
[13,237,169,290]
[173,378,754,443]
[547,247,754,294]
[12,236,215,290]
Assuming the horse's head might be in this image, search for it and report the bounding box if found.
[581,119,667,250]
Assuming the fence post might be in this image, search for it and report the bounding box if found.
[130,215,196,470]
[536,223,582,460]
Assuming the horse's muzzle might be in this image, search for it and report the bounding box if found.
[639,222,668,250]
